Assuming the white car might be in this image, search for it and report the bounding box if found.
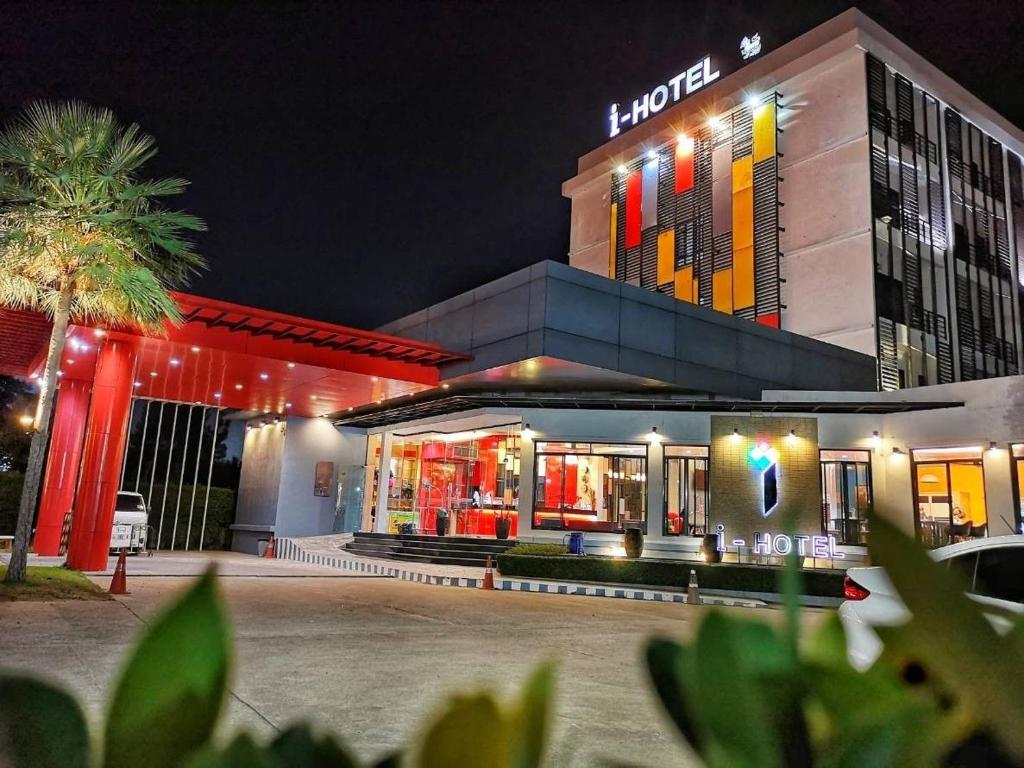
[109,491,149,553]
[839,534,1024,669]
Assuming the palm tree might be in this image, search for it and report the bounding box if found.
[0,101,205,583]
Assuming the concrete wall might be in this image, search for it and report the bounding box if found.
[233,420,286,552]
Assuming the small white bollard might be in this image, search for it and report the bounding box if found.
[686,569,701,605]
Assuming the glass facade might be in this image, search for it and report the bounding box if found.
[820,449,872,545]
[1013,444,1024,533]
[912,446,988,547]
[867,54,1023,390]
[533,442,647,532]
[378,425,521,536]
[663,445,709,536]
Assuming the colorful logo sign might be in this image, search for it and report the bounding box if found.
[748,441,779,517]
[740,34,762,61]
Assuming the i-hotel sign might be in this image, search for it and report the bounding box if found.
[608,56,720,138]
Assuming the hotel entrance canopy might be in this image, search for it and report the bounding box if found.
[0,292,469,417]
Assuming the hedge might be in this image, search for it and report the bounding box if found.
[504,542,568,557]
[495,553,844,598]
[0,473,236,551]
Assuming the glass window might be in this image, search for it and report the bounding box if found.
[913,446,987,548]
[1013,444,1024,534]
[664,446,709,536]
[534,443,647,533]
[944,552,978,591]
[974,547,1024,604]
[820,450,872,545]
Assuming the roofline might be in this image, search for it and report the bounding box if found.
[564,8,1024,197]
[332,391,964,428]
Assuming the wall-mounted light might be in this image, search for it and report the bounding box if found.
[646,150,658,160]
[988,441,1000,454]
[871,430,881,447]
[730,427,741,442]
[891,447,905,457]
[745,94,760,109]
[786,428,797,444]
[646,426,661,443]
[522,423,535,441]
[616,164,628,174]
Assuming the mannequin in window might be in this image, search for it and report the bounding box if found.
[951,505,971,542]
[575,466,596,511]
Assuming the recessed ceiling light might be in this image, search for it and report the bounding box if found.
[259,372,269,380]
[133,381,142,387]
[285,402,292,407]
[66,359,75,364]
[234,383,243,390]
[310,395,317,400]
[371,376,379,382]
[169,358,180,366]
[347,406,354,411]
[93,329,106,338]
[150,371,158,377]
[287,362,296,368]
[441,383,450,389]
[213,392,222,398]
[190,346,200,353]
[195,400,202,405]
[56,370,63,377]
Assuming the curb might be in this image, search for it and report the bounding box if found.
[275,538,766,609]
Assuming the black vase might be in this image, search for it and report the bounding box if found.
[624,528,644,559]
[436,517,449,537]
[495,517,511,540]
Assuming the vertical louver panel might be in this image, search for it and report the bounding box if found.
[696,128,714,308]
[753,156,779,321]
[877,317,901,391]
[640,228,658,289]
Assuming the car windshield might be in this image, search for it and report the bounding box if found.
[116,493,146,512]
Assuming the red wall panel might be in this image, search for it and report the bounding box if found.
[624,170,642,248]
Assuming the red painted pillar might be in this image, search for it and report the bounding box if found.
[66,338,137,571]
[33,379,91,556]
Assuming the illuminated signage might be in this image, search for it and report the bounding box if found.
[608,56,720,138]
[740,34,762,61]
[748,441,779,517]
[721,527,845,559]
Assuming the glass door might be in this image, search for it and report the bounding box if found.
[913,447,988,548]
[664,446,709,536]
[820,450,872,545]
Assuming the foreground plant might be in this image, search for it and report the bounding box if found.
[0,570,554,768]
[0,100,206,582]
[643,515,1024,767]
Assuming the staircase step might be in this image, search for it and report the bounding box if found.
[344,531,513,567]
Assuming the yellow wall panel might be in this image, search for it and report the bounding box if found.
[657,229,675,285]
[713,269,733,314]
[674,265,693,303]
[753,102,776,163]
[732,156,753,192]
[732,186,754,251]
[608,203,618,278]
[734,245,755,310]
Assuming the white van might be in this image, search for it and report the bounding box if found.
[110,492,149,553]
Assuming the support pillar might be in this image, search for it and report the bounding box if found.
[33,378,91,556]
[66,338,137,571]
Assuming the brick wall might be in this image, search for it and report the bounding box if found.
[709,415,821,544]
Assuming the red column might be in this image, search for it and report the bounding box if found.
[33,378,91,556]
[66,338,137,571]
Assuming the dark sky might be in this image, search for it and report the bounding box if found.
[2,1,1022,329]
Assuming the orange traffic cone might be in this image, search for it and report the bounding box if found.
[262,534,276,559]
[109,548,129,595]
[482,555,495,590]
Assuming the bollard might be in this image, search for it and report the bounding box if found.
[686,568,700,605]
[262,534,276,559]
[109,548,130,595]
[482,555,495,590]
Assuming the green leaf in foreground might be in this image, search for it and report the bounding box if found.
[0,674,90,768]
[102,569,231,768]
[270,724,359,767]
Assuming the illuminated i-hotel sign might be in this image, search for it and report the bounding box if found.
[608,56,720,138]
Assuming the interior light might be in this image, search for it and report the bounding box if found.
[273,416,280,424]
[347,406,354,412]
[676,132,689,144]
[786,428,797,445]
[245,423,253,432]
[19,414,34,428]
[66,358,75,365]
[194,400,202,405]
[310,394,317,400]
[29,372,39,379]
[56,370,63,377]
[892,447,905,456]
[708,116,722,129]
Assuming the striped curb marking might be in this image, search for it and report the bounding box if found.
[274,537,764,609]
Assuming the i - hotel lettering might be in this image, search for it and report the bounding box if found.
[608,56,720,138]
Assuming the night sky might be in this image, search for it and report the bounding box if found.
[2,1,1022,329]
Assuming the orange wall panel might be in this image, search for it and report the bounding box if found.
[609,202,617,278]
[674,266,694,303]
[753,103,776,163]
[732,186,754,251]
[713,269,733,314]
[732,156,753,192]
[657,229,675,285]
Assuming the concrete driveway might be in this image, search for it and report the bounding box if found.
[0,553,814,766]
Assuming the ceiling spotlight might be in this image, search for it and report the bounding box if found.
[195,400,202,405]
[66,358,75,365]
[522,423,534,440]
[285,402,292,408]
[287,362,296,368]
[259,372,269,380]
[745,94,760,109]
[988,441,999,453]
[190,346,200,353]
[310,394,317,400]
[56,370,63,377]
[616,164,628,174]
[347,406,354,412]
[133,381,142,387]
[234,383,243,390]
[169,358,180,366]
[93,328,106,338]
[213,392,222,398]
[708,115,723,129]
[150,371,158,377]
[371,376,379,382]
[19,414,34,428]
[730,427,741,442]
[646,150,658,160]
[441,383,450,390]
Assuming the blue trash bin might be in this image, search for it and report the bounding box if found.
[566,531,586,556]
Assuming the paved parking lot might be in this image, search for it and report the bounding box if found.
[0,553,814,766]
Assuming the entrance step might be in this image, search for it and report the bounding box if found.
[344,532,514,567]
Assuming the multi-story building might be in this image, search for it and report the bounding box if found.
[563,9,1024,390]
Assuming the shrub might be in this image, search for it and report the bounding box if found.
[504,542,568,557]
[496,552,844,597]
[0,472,23,536]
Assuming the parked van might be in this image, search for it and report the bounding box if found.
[110,492,149,553]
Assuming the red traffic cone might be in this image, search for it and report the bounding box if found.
[482,555,495,590]
[109,548,129,595]
[262,534,276,559]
